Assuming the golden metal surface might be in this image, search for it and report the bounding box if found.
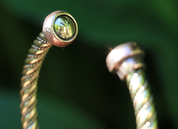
[127,69,157,129]
[20,11,78,129]
[106,42,158,129]
[20,33,51,129]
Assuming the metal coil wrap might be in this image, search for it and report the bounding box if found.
[20,32,52,129]
[126,69,157,129]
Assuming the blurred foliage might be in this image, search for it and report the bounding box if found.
[0,0,178,129]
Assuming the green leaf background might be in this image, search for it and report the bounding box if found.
[0,0,178,129]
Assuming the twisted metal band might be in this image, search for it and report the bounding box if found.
[20,10,78,129]
[126,69,157,129]
[20,32,52,129]
[106,42,158,129]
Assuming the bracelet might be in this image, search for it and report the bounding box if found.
[106,42,158,129]
[20,10,78,129]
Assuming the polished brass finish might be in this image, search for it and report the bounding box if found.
[20,11,78,129]
[106,42,158,129]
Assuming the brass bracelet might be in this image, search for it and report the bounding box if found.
[106,42,158,129]
[20,10,78,129]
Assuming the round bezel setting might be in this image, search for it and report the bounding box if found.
[42,11,78,47]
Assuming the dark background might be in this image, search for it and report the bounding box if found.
[0,0,178,129]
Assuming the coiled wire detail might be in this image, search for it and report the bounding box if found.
[126,69,157,129]
[20,32,52,129]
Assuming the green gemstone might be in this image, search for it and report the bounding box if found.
[54,15,76,40]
